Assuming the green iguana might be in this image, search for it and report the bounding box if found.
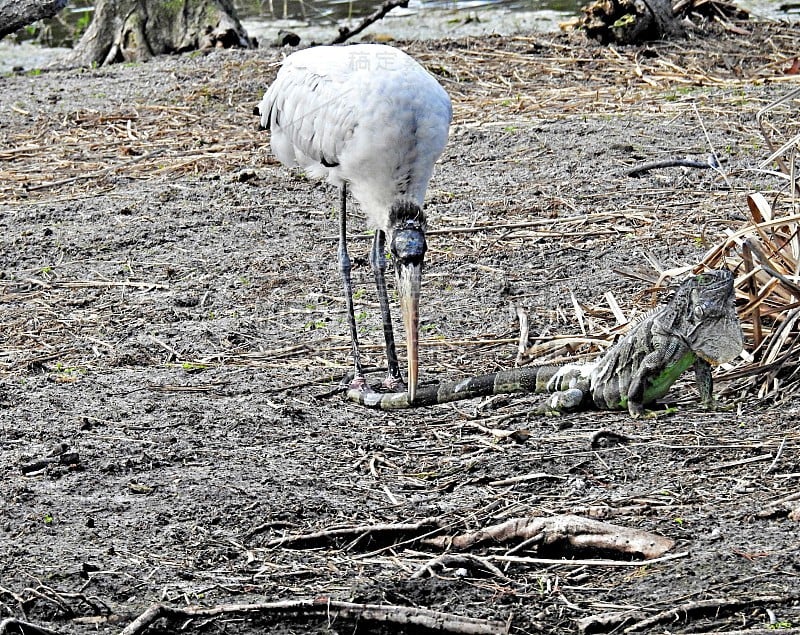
[346,269,743,417]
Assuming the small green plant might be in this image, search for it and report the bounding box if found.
[769,621,794,629]
[53,362,85,381]
[612,13,636,27]
[26,68,42,77]
[536,575,548,597]
[75,10,91,37]
[353,288,366,300]
[44,513,54,525]
[355,310,367,322]
[181,362,208,372]
[673,517,685,526]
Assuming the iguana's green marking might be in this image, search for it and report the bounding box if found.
[346,269,743,418]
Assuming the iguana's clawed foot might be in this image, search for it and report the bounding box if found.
[534,406,563,417]
[636,406,678,419]
[701,399,734,412]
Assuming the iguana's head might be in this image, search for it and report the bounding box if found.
[683,269,743,365]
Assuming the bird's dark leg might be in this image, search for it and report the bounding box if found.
[337,184,371,393]
[370,230,405,392]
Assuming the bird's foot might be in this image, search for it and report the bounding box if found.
[380,374,406,393]
[347,375,376,394]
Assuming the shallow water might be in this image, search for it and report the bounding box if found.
[0,0,795,73]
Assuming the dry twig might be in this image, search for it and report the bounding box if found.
[260,517,443,548]
[0,619,60,635]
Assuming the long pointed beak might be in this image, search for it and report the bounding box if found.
[397,262,422,404]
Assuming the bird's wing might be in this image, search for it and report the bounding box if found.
[259,56,358,173]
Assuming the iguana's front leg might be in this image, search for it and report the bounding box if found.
[626,348,669,418]
[694,358,714,408]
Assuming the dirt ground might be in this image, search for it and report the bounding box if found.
[2,19,800,635]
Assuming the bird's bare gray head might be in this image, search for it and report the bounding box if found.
[389,202,427,266]
[389,201,426,403]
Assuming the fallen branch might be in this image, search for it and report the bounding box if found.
[261,517,443,549]
[623,595,800,633]
[0,618,61,635]
[330,0,409,44]
[625,155,719,177]
[0,0,67,40]
[576,610,648,634]
[20,452,80,475]
[411,553,509,581]
[490,550,689,568]
[422,515,674,560]
[120,599,508,635]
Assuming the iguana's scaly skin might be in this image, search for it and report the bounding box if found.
[347,269,743,417]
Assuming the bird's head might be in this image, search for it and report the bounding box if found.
[389,203,427,404]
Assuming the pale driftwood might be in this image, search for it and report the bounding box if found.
[119,600,509,635]
[0,0,67,40]
[422,514,675,560]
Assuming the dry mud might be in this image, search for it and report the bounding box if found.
[2,21,800,635]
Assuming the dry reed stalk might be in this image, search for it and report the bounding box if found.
[698,86,800,400]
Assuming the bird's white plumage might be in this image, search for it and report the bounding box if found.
[258,44,452,231]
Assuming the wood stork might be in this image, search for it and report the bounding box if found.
[256,44,452,403]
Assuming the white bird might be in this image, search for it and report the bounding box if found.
[256,44,452,402]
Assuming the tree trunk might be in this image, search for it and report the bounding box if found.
[580,0,686,44]
[61,0,255,68]
[0,0,68,40]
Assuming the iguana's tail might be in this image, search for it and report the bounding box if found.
[346,366,564,410]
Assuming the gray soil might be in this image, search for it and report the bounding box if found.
[2,21,800,635]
